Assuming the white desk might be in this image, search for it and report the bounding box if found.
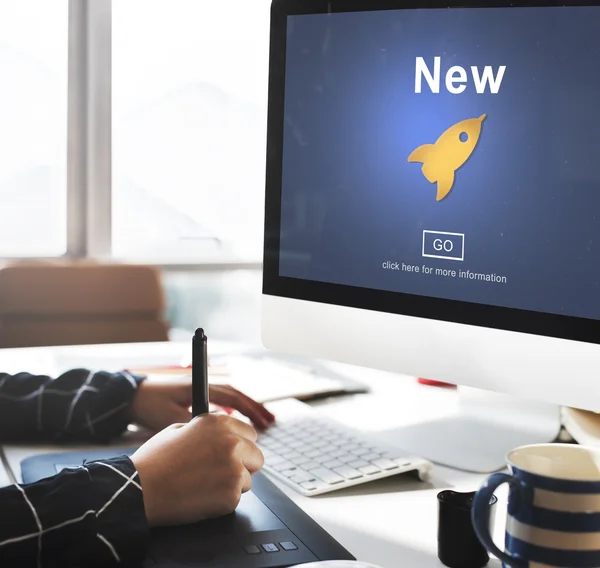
[0,341,505,568]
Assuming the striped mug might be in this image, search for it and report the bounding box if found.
[472,444,600,568]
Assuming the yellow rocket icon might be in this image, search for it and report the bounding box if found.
[408,114,487,201]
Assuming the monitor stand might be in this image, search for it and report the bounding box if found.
[381,387,562,473]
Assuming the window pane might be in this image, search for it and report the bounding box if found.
[164,269,262,344]
[0,1,68,257]
[112,1,270,261]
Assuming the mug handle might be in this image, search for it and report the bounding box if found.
[471,472,527,568]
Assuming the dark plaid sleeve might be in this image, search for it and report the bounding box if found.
[0,370,145,443]
[0,456,149,567]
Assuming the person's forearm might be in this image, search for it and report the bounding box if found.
[0,369,144,443]
[0,456,148,567]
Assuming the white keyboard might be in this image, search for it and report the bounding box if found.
[258,400,432,496]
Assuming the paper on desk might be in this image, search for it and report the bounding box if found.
[140,355,347,404]
[290,562,383,568]
[214,356,347,402]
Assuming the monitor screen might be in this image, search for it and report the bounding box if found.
[274,5,600,324]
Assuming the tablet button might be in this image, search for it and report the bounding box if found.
[262,543,279,553]
[280,541,298,551]
[244,545,261,555]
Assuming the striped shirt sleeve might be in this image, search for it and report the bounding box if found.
[0,369,145,443]
[0,370,150,565]
[0,456,149,567]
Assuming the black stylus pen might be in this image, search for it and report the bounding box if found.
[192,328,209,417]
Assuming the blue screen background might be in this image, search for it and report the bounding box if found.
[278,7,600,320]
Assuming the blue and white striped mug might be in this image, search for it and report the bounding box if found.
[472,444,600,568]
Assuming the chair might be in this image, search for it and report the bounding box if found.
[0,261,170,348]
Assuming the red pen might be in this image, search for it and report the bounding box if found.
[418,377,456,388]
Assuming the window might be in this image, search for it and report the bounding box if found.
[0,0,269,265]
[0,1,68,257]
[112,0,271,262]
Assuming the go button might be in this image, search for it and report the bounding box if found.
[422,231,465,261]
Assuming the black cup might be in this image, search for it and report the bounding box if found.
[437,490,497,568]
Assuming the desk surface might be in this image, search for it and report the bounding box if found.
[0,341,505,568]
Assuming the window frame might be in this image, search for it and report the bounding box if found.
[1,0,262,270]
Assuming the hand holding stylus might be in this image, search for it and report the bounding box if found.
[131,327,270,527]
[130,328,274,431]
[132,412,264,526]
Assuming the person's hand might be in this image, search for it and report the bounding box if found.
[210,384,275,428]
[129,375,275,432]
[131,414,264,527]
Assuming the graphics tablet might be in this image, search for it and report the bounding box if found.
[21,449,355,568]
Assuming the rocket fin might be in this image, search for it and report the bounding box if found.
[435,170,455,201]
[408,143,434,164]
[408,144,437,183]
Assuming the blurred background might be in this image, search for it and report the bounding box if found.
[0,0,271,347]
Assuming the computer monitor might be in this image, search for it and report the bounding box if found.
[261,0,600,472]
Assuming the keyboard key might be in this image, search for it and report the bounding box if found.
[314,454,332,464]
[281,468,299,478]
[290,471,316,483]
[309,468,345,485]
[281,451,303,461]
[306,449,323,458]
[333,466,363,480]
[349,459,369,469]
[244,545,261,555]
[266,455,286,466]
[330,449,348,458]
[381,451,404,461]
[262,544,279,553]
[293,456,312,466]
[301,481,319,491]
[322,459,344,469]
[350,448,370,457]
[280,541,298,551]
[358,464,381,475]
[302,461,320,471]
[339,454,357,464]
[382,452,413,467]
[273,461,295,472]
[371,458,400,471]
[362,453,382,462]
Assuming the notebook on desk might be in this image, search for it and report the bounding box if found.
[21,449,355,568]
